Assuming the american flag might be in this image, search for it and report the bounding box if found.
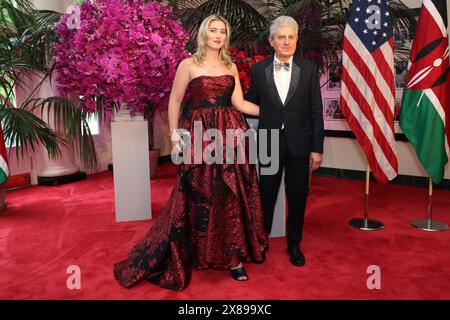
[340,0,398,183]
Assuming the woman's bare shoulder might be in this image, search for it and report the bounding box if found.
[230,62,239,76]
[179,57,195,68]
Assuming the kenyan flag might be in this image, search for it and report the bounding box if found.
[399,0,450,184]
[0,124,8,184]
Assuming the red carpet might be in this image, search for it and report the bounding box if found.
[1,163,449,300]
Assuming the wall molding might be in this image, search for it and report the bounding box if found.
[315,167,450,190]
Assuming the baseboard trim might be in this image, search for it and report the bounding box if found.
[315,167,450,189]
[105,159,449,189]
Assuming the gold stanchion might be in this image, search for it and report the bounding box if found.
[410,178,448,232]
[348,161,384,231]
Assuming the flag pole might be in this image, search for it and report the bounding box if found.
[410,177,448,232]
[348,160,384,231]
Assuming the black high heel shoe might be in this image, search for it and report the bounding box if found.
[230,267,249,281]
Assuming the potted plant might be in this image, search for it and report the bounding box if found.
[1,1,63,158]
[0,0,97,210]
[53,0,190,179]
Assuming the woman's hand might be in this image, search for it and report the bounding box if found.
[170,129,189,154]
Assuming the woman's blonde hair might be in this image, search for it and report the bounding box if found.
[192,15,232,69]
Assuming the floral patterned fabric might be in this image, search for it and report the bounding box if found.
[113,75,268,291]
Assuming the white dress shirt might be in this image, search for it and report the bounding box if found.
[274,56,293,129]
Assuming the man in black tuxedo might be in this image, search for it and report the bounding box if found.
[246,16,324,267]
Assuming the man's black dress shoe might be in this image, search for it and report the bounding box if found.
[287,244,305,267]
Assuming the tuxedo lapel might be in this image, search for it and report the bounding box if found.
[264,61,284,108]
[284,59,301,107]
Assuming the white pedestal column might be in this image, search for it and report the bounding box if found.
[270,170,286,238]
[255,161,286,238]
[111,112,151,222]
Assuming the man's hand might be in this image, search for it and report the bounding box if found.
[309,152,322,172]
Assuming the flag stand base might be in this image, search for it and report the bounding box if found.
[410,219,448,232]
[348,218,384,231]
[348,163,384,231]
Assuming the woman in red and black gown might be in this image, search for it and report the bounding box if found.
[113,15,268,291]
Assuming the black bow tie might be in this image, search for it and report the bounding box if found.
[274,61,290,71]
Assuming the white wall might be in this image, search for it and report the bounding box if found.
[32,0,74,13]
[323,138,450,179]
[8,0,450,182]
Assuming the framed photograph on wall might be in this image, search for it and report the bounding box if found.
[323,97,351,136]
[324,98,345,120]
[323,96,407,140]
[327,63,342,91]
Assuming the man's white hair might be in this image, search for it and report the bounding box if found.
[269,16,299,38]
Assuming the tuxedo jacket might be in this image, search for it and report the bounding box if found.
[246,56,324,157]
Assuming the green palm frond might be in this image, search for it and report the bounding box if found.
[390,0,417,34]
[80,112,97,169]
[28,96,98,170]
[1,0,35,35]
[1,5,60,95]
[0,105,66,159]
[34,10,62,58]
[174,0,270,53]
[0,0,35,17]
[394,44,412,73]
[272,0,343,72]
